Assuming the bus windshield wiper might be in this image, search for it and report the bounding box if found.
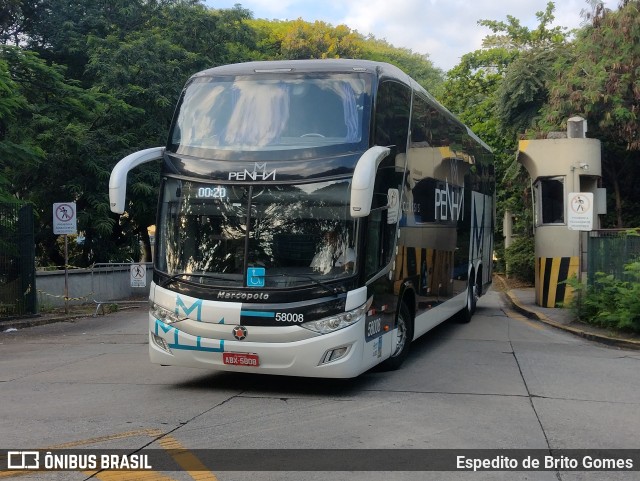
[160,272,236,288]
[263,274,340,295]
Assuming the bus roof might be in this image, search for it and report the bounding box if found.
[192,59,410,83]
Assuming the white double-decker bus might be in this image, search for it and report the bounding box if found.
[110,59,494,378]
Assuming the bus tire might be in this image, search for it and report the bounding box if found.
[379,303,413,371]
[456,279,477,324]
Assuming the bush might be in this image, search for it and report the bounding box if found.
[504,236,535,284]
[567,260,640,333]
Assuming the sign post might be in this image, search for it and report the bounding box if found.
[567,193,594,286]
[53,202,77,313]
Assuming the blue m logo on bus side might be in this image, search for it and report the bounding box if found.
[471,194,486,260]
[175,296,203,321]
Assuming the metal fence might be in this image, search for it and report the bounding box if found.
[0,203,36,318]
[91,262,152,315]
[587,229,640,285]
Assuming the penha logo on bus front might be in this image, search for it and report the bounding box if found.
[229,163,276,181]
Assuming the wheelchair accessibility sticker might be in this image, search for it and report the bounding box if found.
[247,267,265,287]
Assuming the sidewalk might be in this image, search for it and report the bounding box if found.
[502,284,640,350]
[1,304,141,332]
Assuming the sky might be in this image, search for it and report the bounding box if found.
[205,0,619,71]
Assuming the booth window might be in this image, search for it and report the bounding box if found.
[535,176,565,225]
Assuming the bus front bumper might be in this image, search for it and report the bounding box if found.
[148,315,372,378]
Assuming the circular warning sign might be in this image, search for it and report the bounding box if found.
[569,194,591,214]
[567,193,594,231]
[53,202,77,235]
[55,203,74,222]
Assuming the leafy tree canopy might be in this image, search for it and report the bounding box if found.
[1,0,441,265]
[540,0,640,227]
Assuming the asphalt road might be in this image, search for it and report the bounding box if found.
[1,288,639,481]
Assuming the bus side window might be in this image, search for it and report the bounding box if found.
[374,80,410,152]
[364,167,401,279]
[365,208,383,278]
[365,80,410,280]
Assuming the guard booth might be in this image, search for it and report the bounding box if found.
[516,117,604,307]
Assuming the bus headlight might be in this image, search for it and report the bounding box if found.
[150,301,183,325]
[301,305,366,335]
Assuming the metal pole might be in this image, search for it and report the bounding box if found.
[64,234,69,314]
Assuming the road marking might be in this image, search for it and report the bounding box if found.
[0,429,218,481]
[157,436,219,481]
[91,470,176,481]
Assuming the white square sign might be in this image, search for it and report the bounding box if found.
[53,202,77,235]
[567,192,594,231]
[130,264,147,288]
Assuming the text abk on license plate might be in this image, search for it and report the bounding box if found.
[223,352,260,367]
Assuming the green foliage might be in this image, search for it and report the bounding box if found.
[496,48,560,136]
[1,0,442,266]
[279,19,362,60]
[504,236,535,283]
[248,18,442,92]
[483,2,569,139]
[356,36,442,91]
[542,1,640,149]
[539,0,640,227]
[566,261,640,333]
[479,1,569,50]
[0,55,31,201]
[441,2,576,277]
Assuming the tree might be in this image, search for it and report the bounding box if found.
[86,4,257,260]
[542,0,640,227]
[0,46,127,265]
[440,2,570,280]
[247,18,363,60]
[248,18,442,92]
[0,54,40,202]
[358,35,442,91]
[2,0,443,266]
[1,1,260,264]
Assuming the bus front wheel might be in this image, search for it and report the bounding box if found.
[379,303,413,371]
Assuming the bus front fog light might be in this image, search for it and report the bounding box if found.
[152,333,172,353]
[320,345,350,365]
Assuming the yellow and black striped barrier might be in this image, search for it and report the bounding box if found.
[535,256,579,308]
[36,289,93,302]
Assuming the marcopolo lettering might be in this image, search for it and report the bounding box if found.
[217,291,269,300]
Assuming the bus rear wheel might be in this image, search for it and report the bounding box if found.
[379,303,413,371]
[457,279,477,324]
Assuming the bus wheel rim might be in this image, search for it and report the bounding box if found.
[393,315,407,357]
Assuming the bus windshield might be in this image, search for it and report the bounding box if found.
[157,178,358,288]
[167,74,370,157]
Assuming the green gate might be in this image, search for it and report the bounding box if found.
[0,203,36,318]
[587,229,640,285]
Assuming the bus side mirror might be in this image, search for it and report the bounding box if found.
[109,147,165,214]
[350,146,391,218]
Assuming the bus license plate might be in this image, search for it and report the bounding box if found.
[223,352,260,367]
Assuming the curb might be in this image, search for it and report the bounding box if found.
[1,306,141,332]
[1,314,92,331]
[501,288,640,351]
